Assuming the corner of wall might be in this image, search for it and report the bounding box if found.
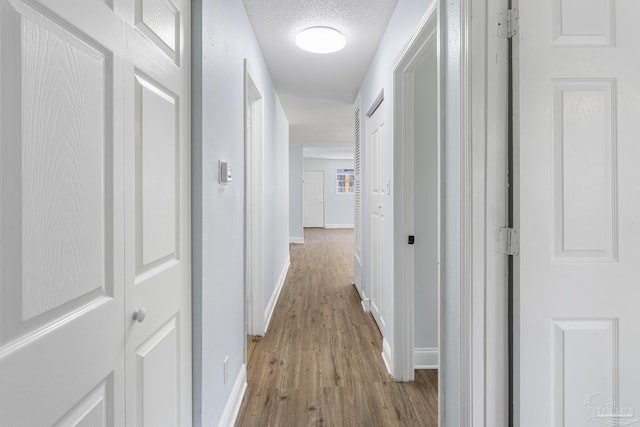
[216,364,247,427]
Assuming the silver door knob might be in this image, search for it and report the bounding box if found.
[132,308,146,323]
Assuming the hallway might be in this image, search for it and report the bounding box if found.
[235,229,438,426]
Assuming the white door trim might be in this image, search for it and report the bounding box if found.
[470,0,510,425]
[438,0,512,425]
[244,60,265,337]
[392,2,439,382]
[438,0,510,425]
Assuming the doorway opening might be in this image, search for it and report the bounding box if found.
[244,60,265,343]
[303,170,325,228]
[392,4,440,384]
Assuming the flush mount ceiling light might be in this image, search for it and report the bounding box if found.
[295,27,346,54]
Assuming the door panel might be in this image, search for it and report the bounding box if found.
[134,316,179,426]
[54,379,113,427]
[134,0,180,64]
[515,0,640,425]
[125,0,190,425]
[135,71,179,275]
[0,1,124,425]
[367,104,384,330]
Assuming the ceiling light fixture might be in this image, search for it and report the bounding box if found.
[295,27,346,54]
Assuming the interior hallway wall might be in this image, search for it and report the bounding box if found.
[192,0,290,425]
[357,0,436,367]
[289,144,304,242]
[304,158,355,228]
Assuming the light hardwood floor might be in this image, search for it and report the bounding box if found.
[236,228,438,426]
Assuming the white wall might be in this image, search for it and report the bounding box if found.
[304,158,355,228]
[191,1,290,425]
[413,53,439,352]
[358,0,436,367]
[263,101,291,311]
[289,144,304,242]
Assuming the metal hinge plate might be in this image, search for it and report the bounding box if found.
[498,8,519,39]
[496,227,520,256]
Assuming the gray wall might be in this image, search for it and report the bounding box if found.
[413,53,439,351]
[192,1,289,424]
[304,158,355,228]
[289,145,304,241]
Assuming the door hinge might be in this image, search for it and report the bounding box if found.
[496,227,519,256]
[498,8,519,39]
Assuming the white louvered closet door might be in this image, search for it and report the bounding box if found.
[354,106,362,258]
[353,104,363,295]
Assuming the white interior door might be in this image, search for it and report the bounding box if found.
[515,1,640,425]
[123,0,191,425]
[0,0,191,425]
[303,170,324,228]
[368,104,385,331]
[0,1,126,424]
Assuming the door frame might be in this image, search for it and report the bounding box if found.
[303,169,325,228]
[392,2,439,383]
[244,60,265,337]
[438,0,511,425]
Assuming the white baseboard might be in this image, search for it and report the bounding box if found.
[289,237,304,244]
[357,285,370,312]
[324,224,354,229]
[382,338,393,376]
[414,347,439,369]
[217,364,247,427]
[264,257,290,333]
[353,253,362,293]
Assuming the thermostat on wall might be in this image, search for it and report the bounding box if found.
[219,160,232,184]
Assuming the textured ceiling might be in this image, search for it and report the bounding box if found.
[242,0,399,146]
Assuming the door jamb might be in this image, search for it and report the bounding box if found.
[437,0,510,425]
[392,3,439,383]
[244,60,265,337]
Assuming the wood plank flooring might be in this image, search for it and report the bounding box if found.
[236,228,438,426]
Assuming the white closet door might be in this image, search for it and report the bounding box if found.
[120,0,191,425]
[0,0,191,425]
[0,1,126,424]
[367,104,385,331]
[515,0,640,425]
